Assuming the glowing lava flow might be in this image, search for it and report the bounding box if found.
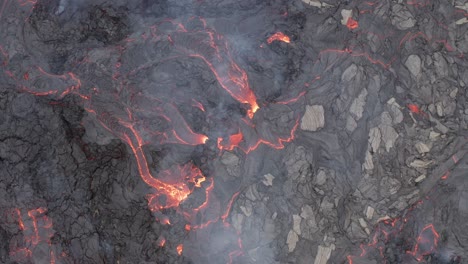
[408,224,440,261]
[346,198,442,264]
[6,207,64,264]
[1,16,300,263]
[217,117,300,154]
[267,32,291,44]
[161,19,260,118]
[346,18,359,30]
[217,131,243,151]
[91,112,208,211]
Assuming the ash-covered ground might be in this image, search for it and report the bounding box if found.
[1,0,468,263]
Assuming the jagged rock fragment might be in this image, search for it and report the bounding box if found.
[365,206,374,220]
[405,55,422,77]
[350,88,368,120]
[342,64,358,82]
[429,131,441,140]
[391,4,416,30]
[301,105,325,131]
[379,125,398,152]
[363,151,374,171]
[369,127,382,153]
[262,174,274,186]
[221,151,239,166]
[346,115,357,132]
[456,17,468,25]
[314,245,335,264]
[415,174,426,183]
[415,142,430,154]
[340,9,353,26]
[380,177,401,197]
[287,230,299,252]
[410,159,433,168]
[293,215,302,235]
[315,170,327,186]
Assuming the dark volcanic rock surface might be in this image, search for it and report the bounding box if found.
[1,0,468,263]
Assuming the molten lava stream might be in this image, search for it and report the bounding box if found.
[166,24,260,118]
[122,131,195,210]
[162,104,209,145]
[85,104,207,211]
[9,207,61,264]
[187,53,259,118]
[266,32,291,44]
[408,224,440,261]
[218,117,300,154]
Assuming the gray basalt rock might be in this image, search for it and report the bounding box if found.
[391,4,416,30]
[380,177,401,197]
[301,105,325,131]
[405,54,422,77]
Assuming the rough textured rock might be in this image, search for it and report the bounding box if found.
[405,54,422,77]
[391,4,416,30]
[262,173,275,186]
[380,177,401,197]
[301,105,325,132]
[313,245,334,264]
[287,230,299,252]
[379,124,398,152]
[415,142,430,154]
[349,88,368,120]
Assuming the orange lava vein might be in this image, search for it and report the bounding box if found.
[10,207,60,263]
[123,131,193,209]
[217,132,243,151]
[408,224,440,261]
[267,32,291,44]
[188,54,259,118]
[346,18,359,30]
[240,118,300,154]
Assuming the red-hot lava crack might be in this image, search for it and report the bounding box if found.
[3,207,68,264]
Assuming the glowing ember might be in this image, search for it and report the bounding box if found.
[158,237,166,247]
[217,132,243,151]
[50,250,56,264]
[191,99,205,112]
[160,217,171,225]
[346,18,359,30]
[408,103,421,114]
[267,32,291,44]
[441,172,449,180]
[176,244,183,255]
